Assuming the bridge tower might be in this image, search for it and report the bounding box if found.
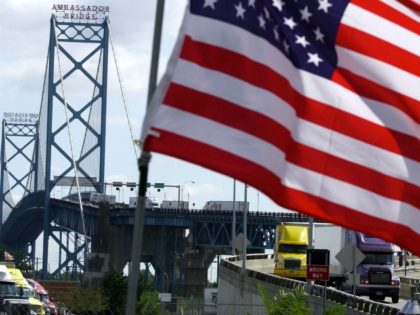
[0,115,39,235]
[40,15,109,278]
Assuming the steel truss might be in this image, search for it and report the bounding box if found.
[42,16,109,278]
[0,120,38,230]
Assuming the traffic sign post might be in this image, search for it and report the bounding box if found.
[335,243,365,296]
[307,265,329,281]
[307,249,330,315]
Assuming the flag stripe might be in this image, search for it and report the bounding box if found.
[144,128,420,254]
[179,37,420,161]
[149,104,420,229]
[381,0,420,22]
[332,68,420,126]
[342,3,419,55]
[185,14,419,136]
[337,24,419,77]
[352,0,419,34]
[391,0,420,13]
[164,82,419,207]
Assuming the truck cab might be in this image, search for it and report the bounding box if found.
[274,224,308,278]
[351,233,400,303]
[6,267,45,315]
[26,279,57,315]
[0,267,30,315]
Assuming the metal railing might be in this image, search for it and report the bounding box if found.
[221,254,403,315]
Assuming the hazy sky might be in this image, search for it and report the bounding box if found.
[0,0,292,214]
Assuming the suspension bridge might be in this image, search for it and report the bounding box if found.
[0,13,313,297]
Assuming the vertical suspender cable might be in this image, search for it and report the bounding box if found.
[52,18,88,260]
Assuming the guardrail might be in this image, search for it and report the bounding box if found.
[221,254,403,315]
[400,277,420,286]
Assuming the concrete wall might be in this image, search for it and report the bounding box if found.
[217,256,401,315]
[217,266,367,315]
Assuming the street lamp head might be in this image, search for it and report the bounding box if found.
[181,180,196,202]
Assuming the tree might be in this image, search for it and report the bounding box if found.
[136,272,159,315]
[136,290,160,315]
[67,285,107,315]
[101,269,159,315]
[102,269,127,315]
[0,245,32,273]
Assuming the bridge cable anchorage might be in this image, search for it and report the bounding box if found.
[107,19,140,160]
[52,19,89,261]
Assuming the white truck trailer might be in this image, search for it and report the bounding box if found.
[203,201,249,211]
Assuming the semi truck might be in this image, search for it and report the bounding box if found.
[26,279,57,315]
[203,201,249,211]
[0,265,30,315]
[274,223,400,302]
[6,267,45,315]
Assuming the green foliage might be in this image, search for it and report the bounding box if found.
[136,290,160,315]
[0,245,32,273]
[67,285,107,315]
[102,269,127,315]
[325,305,346,315]
[259,286,312,315]
[259,286,347,315]
[101,269,159,315]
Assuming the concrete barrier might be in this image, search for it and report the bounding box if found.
[218,254,402,315]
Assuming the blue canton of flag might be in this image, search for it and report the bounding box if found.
[194,0,349,78]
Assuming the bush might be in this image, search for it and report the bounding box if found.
[67,286,107,315]
[136,290,160,315]
[259,286,346,315]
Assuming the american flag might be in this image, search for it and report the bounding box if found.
[4,251,14,261]
[141,0,420,254]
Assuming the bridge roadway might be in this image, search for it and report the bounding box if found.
[0,191,309,297]
[0,190,309,250]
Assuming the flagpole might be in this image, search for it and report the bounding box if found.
[125,1,165,315]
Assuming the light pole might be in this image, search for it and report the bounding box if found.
[232,179,236,255]
[242,183,248,274]
[181,181,195,208]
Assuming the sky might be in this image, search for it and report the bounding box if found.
[0,0,294,214]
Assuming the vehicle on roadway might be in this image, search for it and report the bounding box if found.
[0,265,30,315]
[26,279,57,315]
[5,265,45,315]
[274,223,400,303]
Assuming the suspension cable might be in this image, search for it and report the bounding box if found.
[52,18,88,247]
[107,18,139,159]
[29,50,50,193]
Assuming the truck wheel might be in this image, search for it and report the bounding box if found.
[392,296,399,303]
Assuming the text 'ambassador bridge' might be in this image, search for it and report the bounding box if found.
[0,9,309,297]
